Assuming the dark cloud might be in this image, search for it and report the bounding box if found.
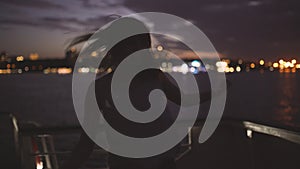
[0,0,65,10]
[0,19,39,27]
[80,0,120,8]
[41,17,85,25]
[0,17,81,31]
[0,0,299,59]
[0,15,118,32]
[123,0,300,59]
[39,15,119,31]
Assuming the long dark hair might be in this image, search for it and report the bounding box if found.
[68,17,152,72]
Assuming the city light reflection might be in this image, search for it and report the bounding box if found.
[259,59,265,66]
[0,53,299,75]
[16,56,24,62]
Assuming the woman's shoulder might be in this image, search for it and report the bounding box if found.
[95,73,113,90]
[94,69,165,88]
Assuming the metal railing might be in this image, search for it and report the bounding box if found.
[243,121,300,144]
[11,115,193,169]
[6,113,300,169]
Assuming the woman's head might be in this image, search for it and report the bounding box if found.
[68,17,152,72]
[98,17,152,71]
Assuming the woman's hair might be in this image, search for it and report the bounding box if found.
[69,17,151,71]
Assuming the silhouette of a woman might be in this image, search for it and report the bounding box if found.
[63,17,212,169]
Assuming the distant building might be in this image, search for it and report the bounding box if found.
[65,47,77,59]
[0,51,8,62]
[65,47,78,67]
[29,53,39,61]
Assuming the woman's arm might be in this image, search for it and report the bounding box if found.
[159,72,212,107]
[61,131,95,169]
[62,83,98,169]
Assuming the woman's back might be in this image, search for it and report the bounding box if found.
[95,69,179,169]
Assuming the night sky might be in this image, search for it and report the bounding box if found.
[0,0,300,61]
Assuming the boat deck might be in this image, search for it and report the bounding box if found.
[1,113,300,169]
